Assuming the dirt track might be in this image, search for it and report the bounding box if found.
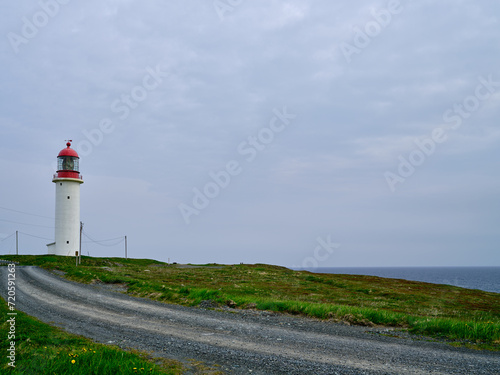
[1,266,499,374]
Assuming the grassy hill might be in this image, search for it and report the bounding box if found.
[2,255,499,351]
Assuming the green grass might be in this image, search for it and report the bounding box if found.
[0,297,184,374]
[2,255,499,350]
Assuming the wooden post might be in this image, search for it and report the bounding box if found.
[16,231,18,255]
[125,236,127,259]
[79,222,83,264]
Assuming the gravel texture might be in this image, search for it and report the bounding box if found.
[1,266,499,374]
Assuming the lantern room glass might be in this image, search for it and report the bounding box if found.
[58,156,79,171]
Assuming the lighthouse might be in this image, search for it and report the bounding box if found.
[47,141,83,256]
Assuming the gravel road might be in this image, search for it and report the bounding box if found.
[1,266,499,374]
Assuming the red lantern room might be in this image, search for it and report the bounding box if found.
[53,141,83,180]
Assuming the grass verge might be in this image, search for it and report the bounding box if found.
[2,255,499,350]
[0,297,184,374]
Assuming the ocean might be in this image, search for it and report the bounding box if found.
[295,267,500,294]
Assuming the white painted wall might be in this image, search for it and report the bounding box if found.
[54,179,82,256]
[47,242,56,255]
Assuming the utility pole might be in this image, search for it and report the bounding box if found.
[16,231,18,255]
[125,235,127,259]
[79,222,83,264]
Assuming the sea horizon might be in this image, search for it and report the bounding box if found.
[292,266,500,294]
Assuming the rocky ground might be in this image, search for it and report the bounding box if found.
[1,266,499,374]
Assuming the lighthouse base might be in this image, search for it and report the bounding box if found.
[46,242,56,255]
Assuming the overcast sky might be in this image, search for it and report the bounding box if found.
[1,0,499,267]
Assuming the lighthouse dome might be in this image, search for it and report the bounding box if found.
[58,142,79,158]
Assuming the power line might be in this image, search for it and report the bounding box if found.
[0,232,16,242]
[83,231,124,242]
[18,231,53,241]
[0,206,54,220]
[0,219,54,229]
[0,232,15,254]
[82,231,124,247]
[84,237,124,247]
[0,230,55,255]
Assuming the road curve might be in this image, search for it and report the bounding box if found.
[0,266,498,374]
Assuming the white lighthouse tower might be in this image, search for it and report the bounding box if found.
[47,141,83,256]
